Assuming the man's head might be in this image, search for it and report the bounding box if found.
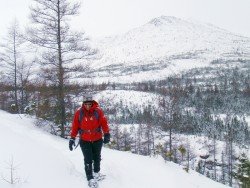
[83,94,93,103]
[83,94,94,110]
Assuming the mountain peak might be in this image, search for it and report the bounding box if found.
[89,16,250,83]
[149,16,182,26]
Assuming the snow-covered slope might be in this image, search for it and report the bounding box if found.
[83,16,250,84]
[0,110,228,188]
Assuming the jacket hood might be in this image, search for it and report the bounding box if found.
[82,100,99,112]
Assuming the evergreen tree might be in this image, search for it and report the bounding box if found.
[234,153,250,188]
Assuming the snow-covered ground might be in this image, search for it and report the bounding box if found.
[0,110,228,188]
[94,90,161,110]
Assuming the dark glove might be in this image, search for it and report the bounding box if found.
[69,138,75,151]
[103,133,110,144]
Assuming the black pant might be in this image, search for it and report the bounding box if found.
[80,139,103,181]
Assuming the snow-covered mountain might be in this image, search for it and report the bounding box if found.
[83,16,250,84]
[0,110,228,188]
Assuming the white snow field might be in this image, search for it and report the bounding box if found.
[0,110,228,188]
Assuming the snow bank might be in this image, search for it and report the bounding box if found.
[0,110,228,188]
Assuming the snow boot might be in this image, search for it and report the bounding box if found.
[93,172,106,181]
[88,179,98,188]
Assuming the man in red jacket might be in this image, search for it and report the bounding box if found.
[69,95,110,188]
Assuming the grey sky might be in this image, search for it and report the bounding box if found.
[0,0,249,38]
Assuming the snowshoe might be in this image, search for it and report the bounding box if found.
[93,172,106,181]
[88,179,98,188]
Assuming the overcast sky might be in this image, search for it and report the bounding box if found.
[0,0,249,38]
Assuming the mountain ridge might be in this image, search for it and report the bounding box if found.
[83,16,250,84]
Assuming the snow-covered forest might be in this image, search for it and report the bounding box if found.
[0,0,249,187]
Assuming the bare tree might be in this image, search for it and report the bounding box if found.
[1,156,20,185]
[18,59,35,113]
[112,124,123,150]
[0,19,25,112]
[205,116,221,181]
[27,0,97,137]
[144,123,156,156]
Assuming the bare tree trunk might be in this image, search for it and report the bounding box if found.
[13,32,18,111]
[213,135,217,181]
[57,0,66,138]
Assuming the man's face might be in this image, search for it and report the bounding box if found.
[83,102,93,111]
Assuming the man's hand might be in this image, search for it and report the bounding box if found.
[103,133,110,144]
[69,138,75,151]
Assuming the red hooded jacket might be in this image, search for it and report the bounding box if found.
[70,101,109,142]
